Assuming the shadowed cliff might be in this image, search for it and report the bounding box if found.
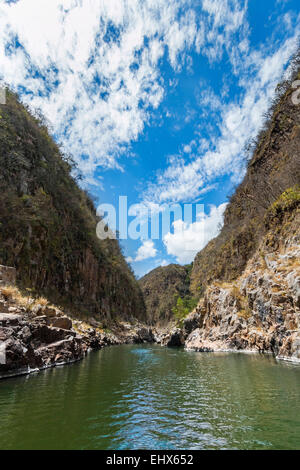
[0,91,145,323]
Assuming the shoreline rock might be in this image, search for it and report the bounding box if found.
[183,236,300,362]
[0,297,156,380]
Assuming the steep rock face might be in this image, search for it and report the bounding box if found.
[139,264,191,325]
[0,91,145,322]
[190,67,300,297]
[185,206,300,361]
[177,64,300,361]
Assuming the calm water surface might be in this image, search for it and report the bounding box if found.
[0,345,300,450]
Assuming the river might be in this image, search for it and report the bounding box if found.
[0,344,300,450]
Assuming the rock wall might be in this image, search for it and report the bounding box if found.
[139,264,192,325]
[190,66,300,297]
[0,286,155,379]
[0,90,146,323]
[184,210,300,361]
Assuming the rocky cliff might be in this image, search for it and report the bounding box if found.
[190,61,300,297]
[0,91,145,323]
[0,282,154,379]
[143,56,300,361]
[181,59,300,361]
[184,191,300,360]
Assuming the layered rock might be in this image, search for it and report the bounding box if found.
[0,312,85,378]
[0,285,155,379]
[184,227,300,361]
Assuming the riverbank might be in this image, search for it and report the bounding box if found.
[2,286,300,381]
[0,281,155,380]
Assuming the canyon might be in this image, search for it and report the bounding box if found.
[1,58,300,379]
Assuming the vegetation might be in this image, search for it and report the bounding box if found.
[0,90,145,322]
[142,51,300,326]
[267,185,300,218]
[172,295,198,326]
[1,285,52,311]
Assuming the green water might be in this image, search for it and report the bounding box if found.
[0,345,300,450]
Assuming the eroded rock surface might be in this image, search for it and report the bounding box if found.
[0,288,155,379]
[185,237,300,361]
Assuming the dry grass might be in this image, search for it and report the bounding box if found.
[238,307,252,320]
[258,250,268,269]
[1,286,30,308]
[35,297,48,306]
[1,285,18,300]
[230,285,242,298]
[0,285,49,310]
[227,285,253,320]
[214,281,234,289]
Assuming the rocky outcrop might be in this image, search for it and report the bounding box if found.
[107,322,155,345]
[184,224,300,362]
[153,327,185,347]
[0,312,86,378]
[51,317,72,330]
[0,285,155,379]
[163,328,185,347]
[190,68,300,298]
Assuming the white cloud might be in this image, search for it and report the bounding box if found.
[0,0,252,180]
[163,203,227,264]
[161,260,169,267]
[132,240,157,262]
[142,32,299,205]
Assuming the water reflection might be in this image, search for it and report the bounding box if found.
[0,345,300,450]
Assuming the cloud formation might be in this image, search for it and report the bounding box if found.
[0,0,250,180]
[127,240,157,263]
[163,203,227,264]
[142,34,300,205]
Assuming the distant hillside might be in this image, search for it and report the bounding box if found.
[139,264,192,325]
[0,91,145,323]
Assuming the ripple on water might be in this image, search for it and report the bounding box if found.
[0,345,300,450]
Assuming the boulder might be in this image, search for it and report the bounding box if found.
[136,327,155,343]
[183,312,203,336]
[51,317,72,330]
[44,307,57,318]
[0,313,23,326]
[162,328,184,347]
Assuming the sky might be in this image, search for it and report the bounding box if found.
[0,0,299,278]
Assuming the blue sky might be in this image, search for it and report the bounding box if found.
[0,0,299,277]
